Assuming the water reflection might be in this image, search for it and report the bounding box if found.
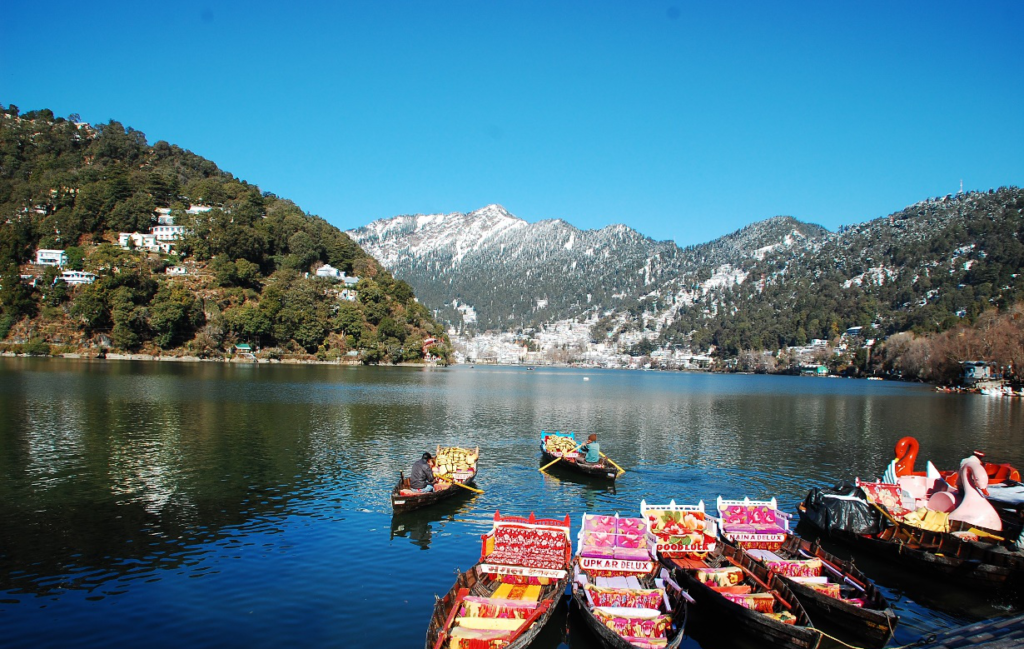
[390,496,481,550]
[0,359,1022,649]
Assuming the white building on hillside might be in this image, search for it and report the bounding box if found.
[119,232,174,254]
[60,270,97,285]
[36,249,67,266]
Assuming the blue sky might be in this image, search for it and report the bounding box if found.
[3,1,1021,246]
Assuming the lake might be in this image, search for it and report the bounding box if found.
[1,358,1022,649]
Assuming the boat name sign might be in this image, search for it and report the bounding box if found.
[579,557,655,574]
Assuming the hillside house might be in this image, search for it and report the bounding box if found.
[60,270,97,285]
[316,264,343,279]
[152,225,185,241]
[316,264,360,287]
[35,249,67,266]
[165,266,187,276]
[119,232,174,254]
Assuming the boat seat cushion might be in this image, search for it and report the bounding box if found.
[585,585,665,609]
[448,626,513,649]
[492,583,541,601]
[723,523,788,535]
[459,596,537,618]
[593,608,671,640]
[620,637,669,649]
[583,515,617,533]
[805,582,841,598]
[617,517,647,535]
[454,616,524,631]
[723,592,776,613]
[765,558,822,578]
[695,566,743,587]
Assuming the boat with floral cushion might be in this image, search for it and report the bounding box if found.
[799,481,1024,590]
[642,500,821,649]
[746,535,897,649]
[716,496,793,551]
[570,513,692,649]
[540,431,619,480]
[392,446,480,513]
[425,511,572,649]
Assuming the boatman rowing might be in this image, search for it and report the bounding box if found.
[410,452,441,493]
[579,434,603,465]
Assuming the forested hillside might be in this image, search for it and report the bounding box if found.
[0,105,451,363]
[663,188,1024,355]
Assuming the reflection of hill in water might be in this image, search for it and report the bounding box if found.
[2,359,1023,648]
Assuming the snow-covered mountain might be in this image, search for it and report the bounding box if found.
[349,187,1024,357]
[348,204,825,335]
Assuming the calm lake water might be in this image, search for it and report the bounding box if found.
[1,358,1022,649]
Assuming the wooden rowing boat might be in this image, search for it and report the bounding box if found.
[642,500,820,649]
[747,535,897,649]
[392,446,480,513]
[664,543,820,649]
[570,512,690,649]
[425,511,572,649]
[540,431,618,481]
[798,491,1024,590]
[390,470,478,513]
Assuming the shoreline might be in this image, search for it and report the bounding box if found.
[0,351,435,368]
[2,353,1020,394]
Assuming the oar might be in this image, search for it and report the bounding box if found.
[797,548,866,592]
[435,473,484,494]
[600,452,625,476]
[539,444,581,472]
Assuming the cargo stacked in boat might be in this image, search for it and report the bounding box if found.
[425,511,572,649]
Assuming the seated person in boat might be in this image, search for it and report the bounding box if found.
[579,434,603,464]
[410,452,441,492]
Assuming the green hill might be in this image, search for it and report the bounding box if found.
[0,105,451,363]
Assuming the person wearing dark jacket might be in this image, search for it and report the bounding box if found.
[410,452,438,492]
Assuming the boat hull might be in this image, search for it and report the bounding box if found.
[760,536,896,649]
[570,586,687,649]
[540,448,618,481]
[663,544,820,649]
[424,564,569,649]
[391,472,478,513]
[798,503,1021,590]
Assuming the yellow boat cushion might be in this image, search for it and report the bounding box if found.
[455,617,524,631]
[492,583,541,601]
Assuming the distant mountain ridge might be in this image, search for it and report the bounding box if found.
[350,188,1023,355]
[348,205,828,334]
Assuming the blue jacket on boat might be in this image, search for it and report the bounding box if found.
[581,442,601,463]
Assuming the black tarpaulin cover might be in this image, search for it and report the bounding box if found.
[802,481,883,535]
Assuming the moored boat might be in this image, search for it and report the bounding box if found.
[571,512,691,649]
[799,482,1024,590]
[540,431,619,481]
[392,446,479,513]
[425,511,572,649]
[747,535,897,649]
[642,500,820,649]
